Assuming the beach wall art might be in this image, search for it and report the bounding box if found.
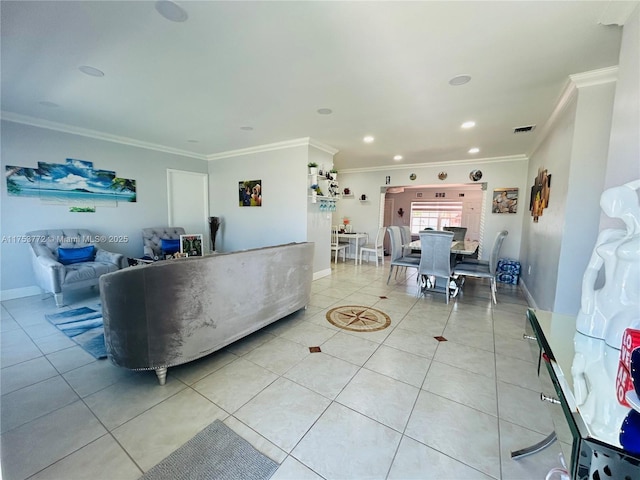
[6,158,136,211]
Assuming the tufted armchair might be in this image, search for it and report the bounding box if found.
[141,226,186,260]
[26,229,126,307]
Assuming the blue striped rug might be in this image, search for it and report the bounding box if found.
[45,305,106,359]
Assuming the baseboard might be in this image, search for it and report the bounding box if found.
[518,280,538,309]
[313,268,332,280]
[1,286,42,301]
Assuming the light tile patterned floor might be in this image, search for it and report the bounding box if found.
[1,261,566,479]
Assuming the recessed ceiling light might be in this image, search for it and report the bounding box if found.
[449,74,471,86]
[468,147,480,154]
[317,108,333,115]
[155,1,188,22]
[363,136,374,143]
[39,101,59,108]
[461,121,476,129]
[393,155,403,161]
[240,126,254,131]
[78,65,104,77]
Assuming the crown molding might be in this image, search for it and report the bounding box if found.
[528,66,618,157]
[570,66,618,88]
[597,1,638,26]
[1,111,208,160]
[338,154,528,174]
[308,138,339,155]
[207,137,338,161]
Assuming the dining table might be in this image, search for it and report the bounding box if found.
[336,232,369,264]
[407,239,479,256]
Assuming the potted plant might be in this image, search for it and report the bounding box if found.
[308,162,318,175]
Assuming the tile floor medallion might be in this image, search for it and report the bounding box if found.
[325,305,391,332]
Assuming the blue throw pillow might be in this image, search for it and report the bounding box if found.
[58,245,96,265]
[161,238,180,254]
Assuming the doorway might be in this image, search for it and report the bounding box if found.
[380,183,486,246]
[167,169,210,252]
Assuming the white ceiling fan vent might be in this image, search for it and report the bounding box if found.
[513,125,536,134]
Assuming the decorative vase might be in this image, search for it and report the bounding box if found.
[208,217,220,252]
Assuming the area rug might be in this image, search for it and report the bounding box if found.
[326,305,391,332]
[141,420,279,480]
[44,305,106,359]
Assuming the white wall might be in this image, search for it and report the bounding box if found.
[207,145,308,252]
[0,120,208,295]
[519,5,638,314]
[207,141,335,276]
[555,82,617,313]
[306,146,334,277]
[336,158,529,263]
[520,77,617,313]
[603,4,640,199]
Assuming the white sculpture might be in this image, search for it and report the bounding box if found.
[576,179,640,348]
[571,331,629,447]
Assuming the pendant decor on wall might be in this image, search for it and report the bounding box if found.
[469,169,483,181]
[5,158,137,211]
[530,167,551,222]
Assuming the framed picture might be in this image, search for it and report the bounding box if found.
[180,234,203,257]
[239,179,262,207]
[492,188,518,213]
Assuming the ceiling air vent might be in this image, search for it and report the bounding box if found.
[513,125,536,134]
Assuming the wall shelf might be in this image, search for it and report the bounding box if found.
[309,195,338,201]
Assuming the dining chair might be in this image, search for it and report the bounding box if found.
[359,226,386,266]
[417,230,456,303]
[386,226,420,284]
[331,226,349,264]
[453,230,508,303]
[399,226,415,256]
[444,226,467,242]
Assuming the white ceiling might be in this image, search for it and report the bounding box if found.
[1,1,634,170]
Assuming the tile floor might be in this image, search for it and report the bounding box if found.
[1,261,568,479]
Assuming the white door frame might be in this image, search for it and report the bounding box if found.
[167,169,210,248]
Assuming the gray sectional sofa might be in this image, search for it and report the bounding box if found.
[99,242,314,384]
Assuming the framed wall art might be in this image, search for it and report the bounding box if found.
[238,179,262,207]
[492,188,518,213]
[180,234,203,257]
[530,168,551,222]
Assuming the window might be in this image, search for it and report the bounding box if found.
[410,201,463,233]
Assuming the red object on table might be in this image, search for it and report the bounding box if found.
[616,329,640,407]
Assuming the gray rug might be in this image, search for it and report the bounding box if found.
[140,420,279,480]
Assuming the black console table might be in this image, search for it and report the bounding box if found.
[514,309,640,479]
